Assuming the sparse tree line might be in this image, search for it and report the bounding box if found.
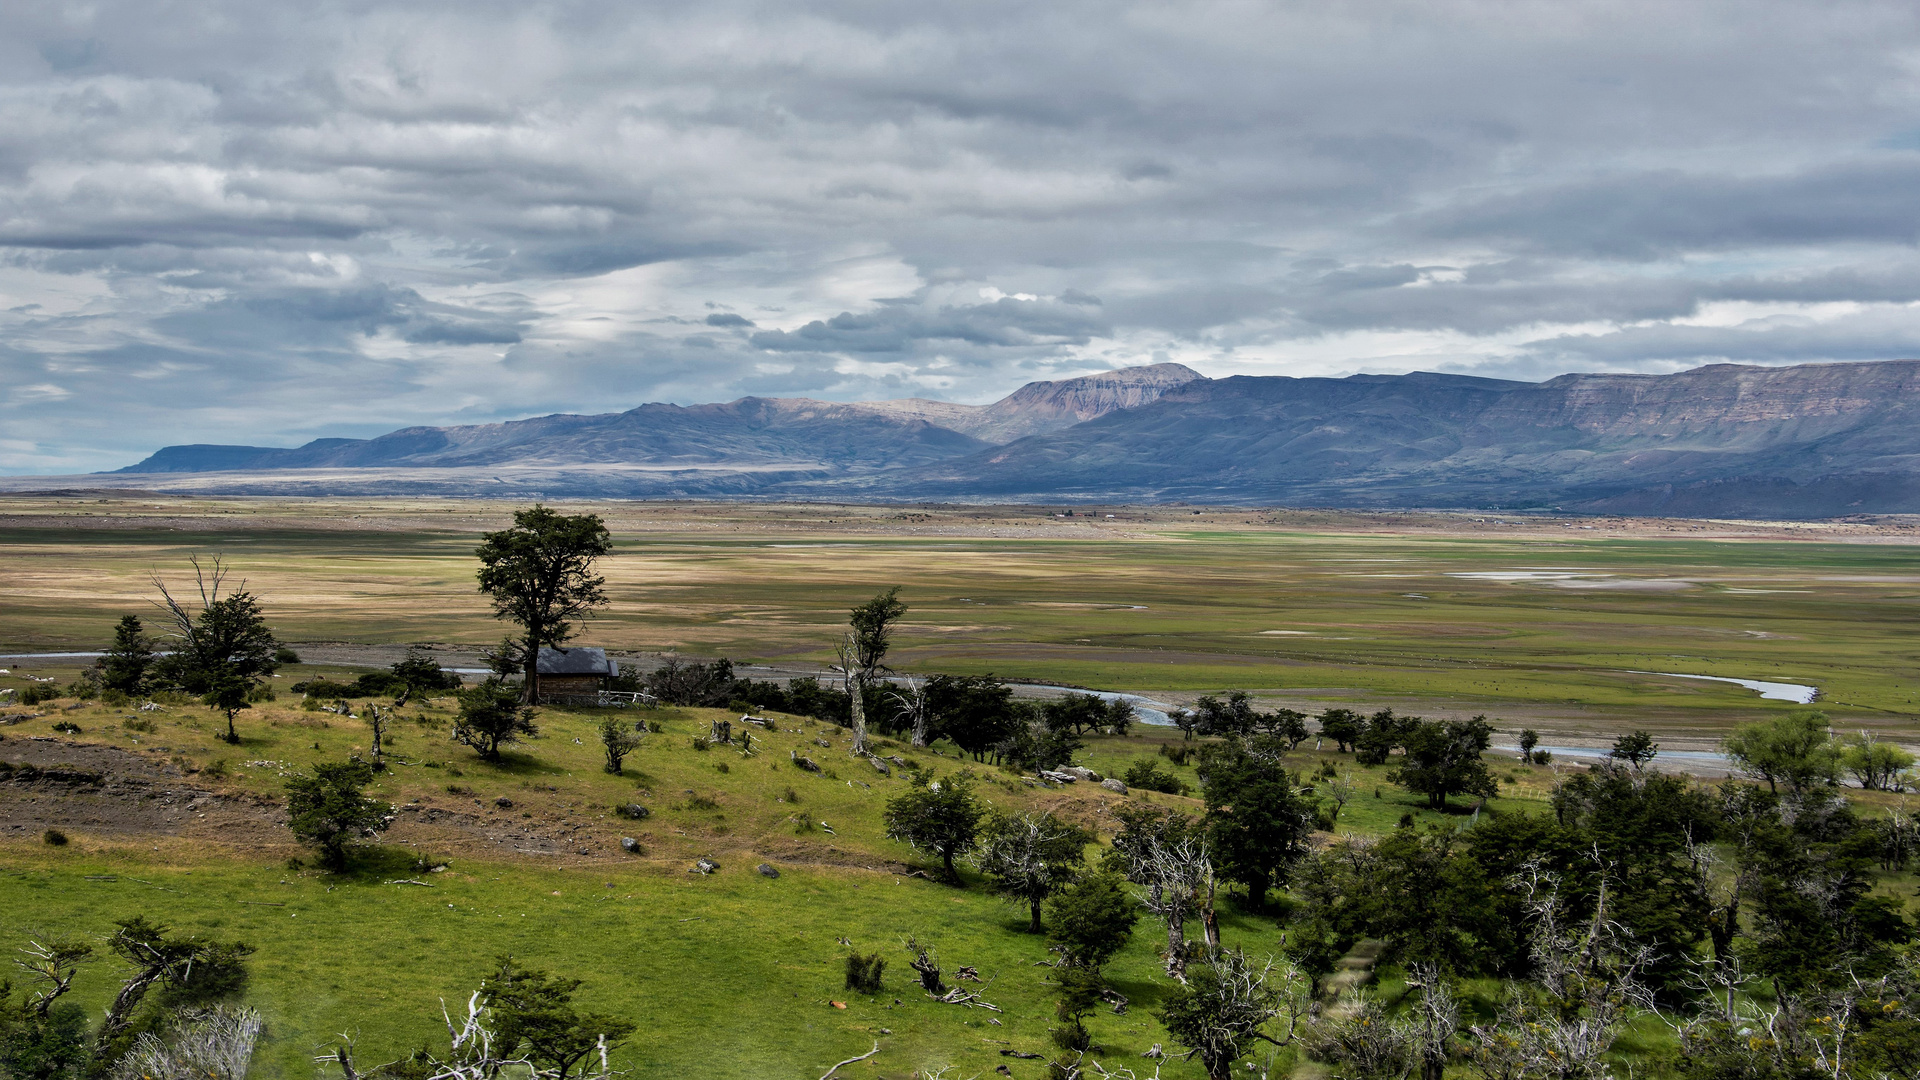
[860,711,1920,1079]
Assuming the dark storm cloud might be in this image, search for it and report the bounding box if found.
[10,1,1920,471]
[1415,162,1920,259]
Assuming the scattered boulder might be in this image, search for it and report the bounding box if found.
[790,750,821,772]
[691,857,720,875]
[619,803,650,819]
[1100,778,1128,794]
[1062,766,1102,782]
[620,837,643,854]
[890,755,910,768]
[756,863,780,878]
[867,756,890,776]
[1039,770,1077,783]
[494,797,513,809]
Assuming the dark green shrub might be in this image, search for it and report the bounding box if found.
[43,829,68,846]
[844,952,886,994]
[52,721,82,735]
[1123,758,1189,795]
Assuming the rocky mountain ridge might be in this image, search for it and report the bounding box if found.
[97,360,1920,517]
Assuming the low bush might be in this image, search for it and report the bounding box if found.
[1123,758,1189,795]
[844,952,886,994]
[42,828,68,846]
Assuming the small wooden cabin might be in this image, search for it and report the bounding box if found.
[535,646,617,696]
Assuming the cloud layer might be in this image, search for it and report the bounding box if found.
[8,1,1920,471]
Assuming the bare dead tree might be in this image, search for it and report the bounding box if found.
[1128,830,1216,982]
[835,634,869,755]
[1306,995,1416,1080]
[110,1006,264,1080]
[367,705,390,770]
[1460,856,1653,1080]
[1403,963,1459,1080]
[904,937,946,995]
[1323,772,1356,829]
[886,675,929,748]
[14,937,91,1017]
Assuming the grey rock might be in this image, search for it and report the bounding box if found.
[620,836,642,854]
[493,797,513,809]
[1062,766,1102,782]
[692,857,720,875]
[756,863,780,878]
[1100,777,1128,793]
[619,803,650,819]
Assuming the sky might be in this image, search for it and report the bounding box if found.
[10,2,1920,472]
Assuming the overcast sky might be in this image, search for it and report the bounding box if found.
[9,2,1920,472]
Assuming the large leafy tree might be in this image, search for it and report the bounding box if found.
[1723,710,1841,795]
[883,772,985,882]
[475,506,613,703]
[286,759,392,870]
[1197,743,1315,909]
[1044,872,1140,971]
[1389,716,1498,810]
[147,556,281,744]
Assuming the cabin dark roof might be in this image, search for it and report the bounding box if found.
[535,646,614,676]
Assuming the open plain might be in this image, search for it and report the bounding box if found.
[3,494,1918,1079]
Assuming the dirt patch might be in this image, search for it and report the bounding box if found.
[0,738,285,847]
[0,738,934,874]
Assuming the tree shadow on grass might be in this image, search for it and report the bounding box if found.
[333,844,447,884]
[463,749,566,777]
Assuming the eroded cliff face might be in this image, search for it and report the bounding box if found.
[1494,361,1920,438]
[969,362,1205,440]
[856,361,1920,514]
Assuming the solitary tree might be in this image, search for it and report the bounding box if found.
[1609,730,1659,772]
[390,649,462,697]
[1157,950,1309,1080]
[1518,728,1541,763]
[481,956,636,1080]
[599,716,642,774]
[972,811,1092,932]
[1199,745,1315,909]
[1723,710,1840,795]
[1389,717,1498,810]
[285,759,392,870]
[475,506,613,703]
[840,587,907,754]
[453,679,539,761]
[1843,731,1916,791]
[97,615,154,695]
[1044,872,1140,971]
[1317,708,1363,752]
[147,556,281,743]
[882,772,984,882]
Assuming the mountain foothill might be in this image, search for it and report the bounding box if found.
[109,359,1920,517]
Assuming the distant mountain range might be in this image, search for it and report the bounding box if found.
[85,359,1920,517]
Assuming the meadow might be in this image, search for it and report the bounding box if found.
[1,495,1916,742]
[2,495,1918,1079]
